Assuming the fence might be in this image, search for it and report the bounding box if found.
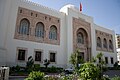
[0,67,9,80]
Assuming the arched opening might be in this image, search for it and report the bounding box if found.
[19,18,30,35]
[76,28,89,61]
[49,25,57,40]
[109,40,113,50]
[77,32,84,44]
[35,22,44,38]
[76,28,88,45]
[97,37,102,48]
[103,38,107,49]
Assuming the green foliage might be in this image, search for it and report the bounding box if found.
[102,75,110,80]
[111,76,120,80]
[96,52,103,58]
[43,59,50,68]
[26,56,34,72]
[44,74,78,80]
[59,72,78,80]
[25,71,44,80]
[79,62,99,80]
[33,64,40,71]
[57,67,63,73]
[91,52,107,79]
[60,75,75,80]
[69,49,84,70]
[14,65,21,72]
[70,52,77,67]
[96,53,105,66]
[44,76,58,80]
[91,57,96,63]
[10,65,30,76]
[40,67,63,73]
[97,53,107,79]
[49,66,57,73]
[114,61,119,69]
[10,65,21,72]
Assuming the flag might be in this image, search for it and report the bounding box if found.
[80,3,82,11]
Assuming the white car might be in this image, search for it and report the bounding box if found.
[64,67,74,73]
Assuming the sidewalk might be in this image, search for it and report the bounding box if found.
[9,76,27,80]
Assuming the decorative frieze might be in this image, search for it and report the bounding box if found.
[96,30,114,52]
[14,7,60,45]
[73,17,91,61]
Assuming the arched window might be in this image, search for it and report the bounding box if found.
[97,37,101,48]
[19,19,29,35]
[35,22,44,38]
[77,32,84,44]
[49,25,57,40]
[109,40,113,50]
[103,38,107,49]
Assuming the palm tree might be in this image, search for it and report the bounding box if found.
[43,59,50,69]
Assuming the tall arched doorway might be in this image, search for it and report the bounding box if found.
[73,17,91,62]
[76,28,89,61]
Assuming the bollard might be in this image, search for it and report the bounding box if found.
[0,67,9,80]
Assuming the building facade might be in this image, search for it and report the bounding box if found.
[116,34,120,49]
[116,34,120,64]
[0,0,117,68]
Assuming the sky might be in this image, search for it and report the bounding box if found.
[31,0,120,34]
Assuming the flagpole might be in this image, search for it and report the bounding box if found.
[80,2,82,12]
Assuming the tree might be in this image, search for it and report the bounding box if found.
[26,56,34,72]
[114,61,119,69]
[25,71,44,80]
[91,52,107,79]
[43,59,50,69]
[69,49,84,73]
[79,62,99,80]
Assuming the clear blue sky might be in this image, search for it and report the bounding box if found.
[31,0,120,34]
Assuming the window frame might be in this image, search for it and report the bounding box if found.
[97,37,102,48]
[49,25,57,40]
[49,51,57,63]
[109,40,113,50]
[35,51,42,62]
[34,50,43,62]
[77,32,84,44]
[105,57,108,64]
[16,47,27,62]
[103,38,107,49]
[19,18,30,35]
[34,49,43,63]
[110,57,114,64]
[35,22,44,38]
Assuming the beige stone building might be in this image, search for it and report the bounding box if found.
[0,0,117,68]
[116,34,120,64]
[116,34,120,48]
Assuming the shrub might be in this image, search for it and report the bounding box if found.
[111,76,120,80]
[15,65,20,72]
[44,76,58,80]
[69,49,84,71]
[102,75,110,80]
[43,59,50,68]
[26,56,34,72]
[79,62,99,80]
[57,67,63,73]
[49,66,57,73]
[39,66,63,73]
[59,73,79,80]
[25,71,44,80]
[91,52,107,79]
[33,64,40,71]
